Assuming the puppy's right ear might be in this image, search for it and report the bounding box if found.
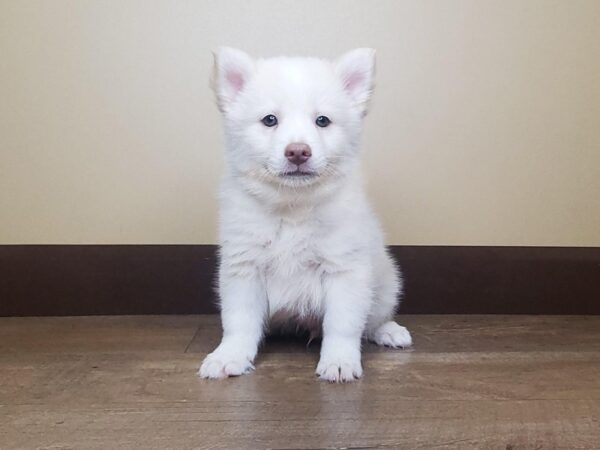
[212,47,255,112]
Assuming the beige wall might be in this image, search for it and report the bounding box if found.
[1,0,599,245]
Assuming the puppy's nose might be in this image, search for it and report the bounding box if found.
[285,143,312,166]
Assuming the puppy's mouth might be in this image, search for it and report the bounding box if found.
[279,167,317,179]
[279,169,317,178]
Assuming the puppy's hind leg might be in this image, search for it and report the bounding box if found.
[366,256,412,349]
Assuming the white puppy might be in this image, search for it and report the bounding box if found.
[199,48,412,382]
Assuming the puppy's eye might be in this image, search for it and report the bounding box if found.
[315,116,331,127]
[261,115,278,127]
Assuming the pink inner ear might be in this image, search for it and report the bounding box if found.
[226,70,245,93]
[344,71,365,94]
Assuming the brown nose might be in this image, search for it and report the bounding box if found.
[285,143,312,166]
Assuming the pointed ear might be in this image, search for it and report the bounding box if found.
[212,47,255,112]
[335,48,376,114]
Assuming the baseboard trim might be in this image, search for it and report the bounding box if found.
[1,245,599,316]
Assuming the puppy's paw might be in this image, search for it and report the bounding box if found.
[370,321,412,348]
[316,357,363,383]
[198,350,254,379]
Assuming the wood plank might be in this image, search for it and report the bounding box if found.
[0,315,200,354]
[186,314,600,354]
[3,351,600,406]
[2,399,599,449]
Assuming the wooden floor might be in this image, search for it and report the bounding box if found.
[1,315,599,449]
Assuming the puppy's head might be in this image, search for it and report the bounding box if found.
[212,48,375,189]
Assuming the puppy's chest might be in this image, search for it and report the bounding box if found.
[257,219,326,275]
[254,219,336,313]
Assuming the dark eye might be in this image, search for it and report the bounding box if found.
[261,114,278,127]
[315,116,331,127]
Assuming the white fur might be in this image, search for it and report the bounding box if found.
[199,48,412,383]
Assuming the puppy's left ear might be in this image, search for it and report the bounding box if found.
[335,48,376,115]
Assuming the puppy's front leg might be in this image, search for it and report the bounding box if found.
[316,271,371,383]
[199,275,266,379]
